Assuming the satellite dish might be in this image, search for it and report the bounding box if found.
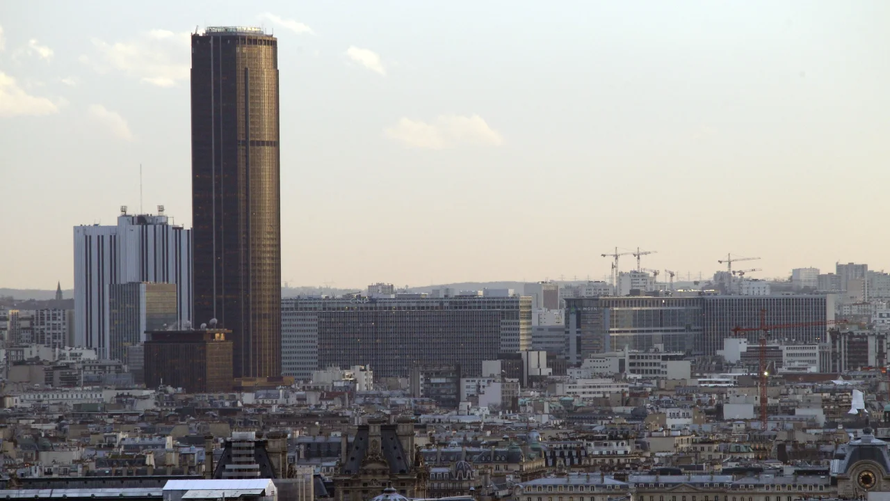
[209,318,218,327]
[200,323,207,330]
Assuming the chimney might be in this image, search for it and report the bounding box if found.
[397,417,415,467]
[481,468,491,494]
[204,435,214,479]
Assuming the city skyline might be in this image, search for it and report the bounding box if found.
[2,1,890,289]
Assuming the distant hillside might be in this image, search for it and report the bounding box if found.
[0,288,71,301]
[407,282,528,293]
[282,286,359,298]
[4,283,531,300]
[3,279,769,302]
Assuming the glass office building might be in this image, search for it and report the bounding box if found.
[191,27,281,378]
[565,297,703,363]
[282,296,532,379]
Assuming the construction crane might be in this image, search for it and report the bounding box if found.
[633,248,657,272]
[731,311,848,428]
[718,254,760,294]
[664,270,677,292]
[718,254,761,278]
[732,268,762,294]
[642,268,660,289]
[601,247,633,291]
[732,268,761,278]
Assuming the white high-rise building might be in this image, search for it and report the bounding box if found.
[580,281,613,297]
[791,268,819,290]
[837,262,868,292]
[618,271,655,296]
[868,271,890,299]
[74,208,191,358]
[739,280,771,296]
[523,281,560,309]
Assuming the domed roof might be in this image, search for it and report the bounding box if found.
[370,487,409,501]
[451,460,475,479]
[507,442,525,462]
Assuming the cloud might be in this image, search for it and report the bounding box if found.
[258,12,314,35]
[60,76,78,86]
[88,30,189,87]
[0,72,59,118]
[345,46,385,75]
[385,115,504,150]
[27,39,53,60]
[87,104,133,140]
[0,25,5,52]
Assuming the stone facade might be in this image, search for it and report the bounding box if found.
[334,418,428,501]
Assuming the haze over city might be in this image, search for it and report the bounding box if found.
[2,1,889,290]
[6,3,890,499]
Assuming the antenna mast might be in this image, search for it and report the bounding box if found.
[140,163,143,214]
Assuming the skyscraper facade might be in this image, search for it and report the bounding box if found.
[564,295,831,361]
[564,296,703,364]
[108,282,178,363]
[191,27,282,378]
[73,209,192,358]
[701,295,832,355]
[281,294,532,380]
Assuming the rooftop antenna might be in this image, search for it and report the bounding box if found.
[139,163,143,214]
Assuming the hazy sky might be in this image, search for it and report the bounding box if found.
[1,1,889,290]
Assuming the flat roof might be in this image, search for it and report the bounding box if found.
[164,480,272,491]
[0,488,161,498]
[204,26,268,36]
[182,490,265,499]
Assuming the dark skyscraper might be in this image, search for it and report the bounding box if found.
[191,27,281,378]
